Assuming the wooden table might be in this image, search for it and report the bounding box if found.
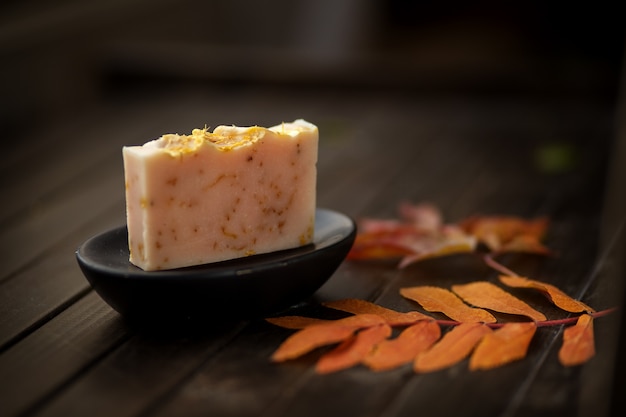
[1,86,624,417]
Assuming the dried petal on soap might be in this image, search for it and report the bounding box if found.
[271,314,386,362]
[558,314,595,366]
[315,324,392,374]
[323,299,431,326]
[452,281,547,322]
[414,322,492,373]
[498,275,594,313]
[266,316,332,330]
[400,286,497,323]
[469,322,537,370]
[363,320,441,372]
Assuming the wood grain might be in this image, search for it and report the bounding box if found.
[0,89,619,417]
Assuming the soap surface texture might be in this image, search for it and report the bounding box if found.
[123,119,318,271]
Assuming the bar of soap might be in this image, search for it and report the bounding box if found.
[122,119,318,271]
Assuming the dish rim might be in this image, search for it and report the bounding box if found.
[76,207,356,282]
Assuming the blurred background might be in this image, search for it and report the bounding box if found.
[1,0,624,134]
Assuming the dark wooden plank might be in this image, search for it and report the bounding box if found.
[0,292,128,417]
[0,150,125,280]
[0,209,124,350]
[261,235,578,415]
[29,321,247,417]
[317,125,429,218]
[123,104,455,417]
[0,91,400,415]
[0,103,158,224]
[143,320,317,417]
[67,115,421,417]
[0,90,617,417]
[0,90,388,345]
[195,98,611,417]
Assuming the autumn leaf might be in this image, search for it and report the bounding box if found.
[270,314,386,362]
[316,324,392,374]
[267,202,614,374]
[459,215,548,253]
[323,298,431,326]
[363,320,441,371]
[558,314,595,366]
[398,201,443,232]
[498,275,594,313]
[497,235,551,255]
[266,316,332,330]
[414,322,492,373]
[400,286,497,323]
[347,203,476,265]
[348,202,550,267]
[469,322,537,370]
[397,229,477,268]
[347,231,415,260]
[452,281,547,322]
[347,226,476,264]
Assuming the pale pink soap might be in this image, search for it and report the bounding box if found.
[122,119,318,271]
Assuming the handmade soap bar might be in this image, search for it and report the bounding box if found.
[123,119,318,271]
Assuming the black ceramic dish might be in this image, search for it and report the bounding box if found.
[76,208,356,322]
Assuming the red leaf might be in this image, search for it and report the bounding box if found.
[397,201,442,232]
[347,202,476,265]
[346,232,415,260]
[397,228,477,268]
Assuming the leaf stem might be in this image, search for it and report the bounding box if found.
[483,254,520,277]
[432,306,618,329]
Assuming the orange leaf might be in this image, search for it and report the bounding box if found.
[315,324,392,374]
[347,206,476,265]
[398,201,443,232]
[461,216,548,252]
[363,320,441,371]
[452,281,547,322]
[323,298,431,326]
[266,316,332,329]
[400,286,497,323]
[497,234,551,255]
[397,231,477,268]
[414,322,492,373]
[469,322,537,370]
[346,233,414,260]
[498,275,594,313]
[271,314,386,362]
[558,314,595,366]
